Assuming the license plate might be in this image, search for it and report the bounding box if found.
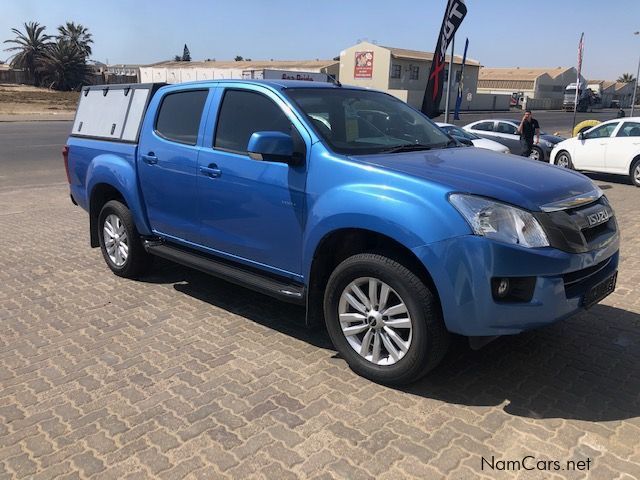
[583,271,617,308]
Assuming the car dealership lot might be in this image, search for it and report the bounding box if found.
[1,122,639,479]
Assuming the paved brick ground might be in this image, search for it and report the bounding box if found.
[1,178,639,480]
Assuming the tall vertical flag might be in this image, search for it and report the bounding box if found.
[453,38,469,120]
[421,0,467,118]
[572,32,585,129]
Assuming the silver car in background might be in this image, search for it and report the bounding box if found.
[463,119,565,161]
[436,123,510,153]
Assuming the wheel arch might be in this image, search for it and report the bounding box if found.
[304,227,441,328]
[89,183,128,247]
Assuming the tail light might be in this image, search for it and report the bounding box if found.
[62,145,71,183]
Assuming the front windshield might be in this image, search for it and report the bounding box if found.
[444,125,479,140]
[286,88,451,155]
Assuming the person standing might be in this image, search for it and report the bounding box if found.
[517,109,540,157]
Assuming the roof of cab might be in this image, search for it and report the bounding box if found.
[160,79,366,91]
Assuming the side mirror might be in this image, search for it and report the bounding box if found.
[577,132,585,140]
[454,136,474,147]
[247,131,294,163]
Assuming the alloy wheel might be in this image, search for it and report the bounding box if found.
[529,149,541,161]
[103,214,129,267]
[338,277,413,366]
[557,153,570,168]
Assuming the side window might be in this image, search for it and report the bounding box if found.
[584,122,619,139]
[496,122,517,134]
[214,90,291,153]
[155,90,208,145]
[472,121,494,132]
[616,122,640,137]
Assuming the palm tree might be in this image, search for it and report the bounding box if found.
[3,21,52,86]
[617,73,636,83]
[57,22,93,58]
[38,39,91,91]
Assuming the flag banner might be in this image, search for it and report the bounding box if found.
[577,32,584,76]
[453,38,469,120]
[573,32,584,115]
[421,0,467,118]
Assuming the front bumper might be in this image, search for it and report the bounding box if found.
[413,234,619,336]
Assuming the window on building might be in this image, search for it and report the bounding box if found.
[390,64,401,79]
[214,89,292,153]
[409,65,419,80]
[155,90,208,145]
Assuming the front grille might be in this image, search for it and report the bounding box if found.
[535,196,618,254]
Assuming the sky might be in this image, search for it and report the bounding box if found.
[1,0,639,81]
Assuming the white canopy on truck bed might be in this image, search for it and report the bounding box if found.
[71,83,165,142]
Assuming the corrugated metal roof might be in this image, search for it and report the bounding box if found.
[477,79,535,90]
[479,67,573,81]
[145,60,338,69]
[380,46,480,66]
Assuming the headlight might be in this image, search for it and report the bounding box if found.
[540,140,554,148]
[449,194,549,248]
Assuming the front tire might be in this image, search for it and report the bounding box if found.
[98,200,152,278]
[323,253,449,385]
[529,146,544,162]
[555,150,574,169]
[631,158,640,187]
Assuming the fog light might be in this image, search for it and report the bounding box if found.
[491,276,536,303]
[496,278,510,298]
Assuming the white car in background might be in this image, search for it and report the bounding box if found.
[436,123,510,153]
[550,118,640,187]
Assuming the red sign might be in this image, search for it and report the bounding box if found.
[354,51,374,78]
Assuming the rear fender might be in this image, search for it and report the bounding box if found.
[86,153,152,237]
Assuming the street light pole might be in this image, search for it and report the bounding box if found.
[632,31,639,117]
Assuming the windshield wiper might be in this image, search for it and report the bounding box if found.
[436,138,461,149]
[379,143,434,154]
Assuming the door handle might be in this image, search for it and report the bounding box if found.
[199,164,221,178]
[141,152,158,165]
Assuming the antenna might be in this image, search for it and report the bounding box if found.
[328,74,342,87]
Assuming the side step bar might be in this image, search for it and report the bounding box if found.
[143,241,305,305]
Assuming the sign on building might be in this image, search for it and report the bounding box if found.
[354,51,374,78]
[262,69,330,82]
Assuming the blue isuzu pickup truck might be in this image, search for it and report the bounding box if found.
[65,80,619,384]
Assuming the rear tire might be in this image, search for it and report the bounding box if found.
[323,253,449,385]
[555,151,574,169]
[631,158,640,187]
[98,200,152,278]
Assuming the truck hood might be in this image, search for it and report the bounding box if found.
[350,147,596,212]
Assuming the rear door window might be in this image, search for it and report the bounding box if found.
[616,122,640,137]
[155,90,208,145]
[214,89,291,153]
[496,122,517,134]
[471,121,494,132]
